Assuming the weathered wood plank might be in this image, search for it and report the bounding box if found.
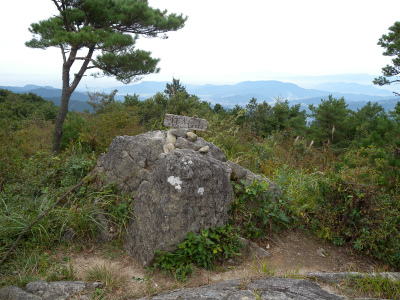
[163,114,208,131]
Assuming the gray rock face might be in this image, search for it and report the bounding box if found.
[138,278,346,300]
[0,286,42,300]
[125,149,233,266]
[92,130,277,266]
[93,131,166,193]
[0,281,103,300]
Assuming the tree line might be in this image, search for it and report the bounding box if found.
[3,77,399,189]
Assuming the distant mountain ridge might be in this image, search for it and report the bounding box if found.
[0,85,90,100]
[1,80,399,112]
[0,84,93,112]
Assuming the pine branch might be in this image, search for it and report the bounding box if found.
[51,0,62,13]
[74,57,93,61]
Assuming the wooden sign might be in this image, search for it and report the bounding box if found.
[163,114,208,131]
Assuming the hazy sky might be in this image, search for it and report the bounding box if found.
[1,0,400,88]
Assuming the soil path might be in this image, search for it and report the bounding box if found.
[65,229,384,299]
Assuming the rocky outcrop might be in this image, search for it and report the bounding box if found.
[92,130,276,266]
[0,281,103,300]
[307,272,400,283]
[137,278,346,300]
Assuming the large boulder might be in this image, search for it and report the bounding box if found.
[125,148,233,266]
[92,130,276,266]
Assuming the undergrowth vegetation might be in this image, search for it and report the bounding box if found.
[0,81,400,288]
[230,179,296,238]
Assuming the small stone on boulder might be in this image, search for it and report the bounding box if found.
[186,131,198,142]
[165,131,176,145]
[169,128,188,138]
[163,142,175,154]
[198,145,210,153]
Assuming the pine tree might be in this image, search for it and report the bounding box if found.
[373,21,400,95]
[353,101,386,142]
[389,101,400,118]
[308,95,354,146]
[26,0,187,153]
[164,78,187,98]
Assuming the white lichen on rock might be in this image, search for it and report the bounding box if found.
[182,159,193,165]
[167,176,182,191]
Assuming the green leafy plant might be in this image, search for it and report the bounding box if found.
[152,225,243,281]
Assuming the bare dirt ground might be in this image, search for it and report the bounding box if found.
[63,229,389,299]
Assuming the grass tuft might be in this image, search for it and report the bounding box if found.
[344,274,400,299]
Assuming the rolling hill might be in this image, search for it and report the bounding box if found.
[1,79,399,112]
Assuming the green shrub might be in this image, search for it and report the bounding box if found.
[309,177,400,267]
[230,179,296,239]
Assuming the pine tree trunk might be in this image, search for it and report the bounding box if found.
[51,45,93,153]
[51,67,72,153]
